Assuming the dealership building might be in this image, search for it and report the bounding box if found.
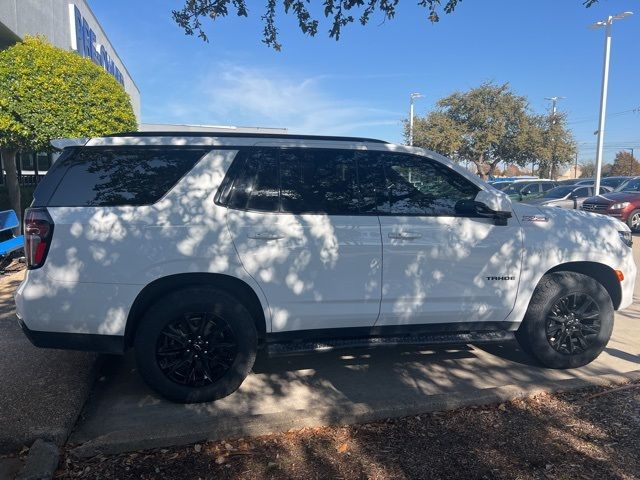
[0,1,287,181]
[0,0,141,177]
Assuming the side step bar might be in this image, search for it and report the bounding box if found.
[266,330,514,356]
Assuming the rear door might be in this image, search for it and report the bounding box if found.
[225,147,382,333]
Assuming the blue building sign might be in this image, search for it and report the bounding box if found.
[69,4,124,85]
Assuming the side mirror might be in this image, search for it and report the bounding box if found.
[455,190,512,226]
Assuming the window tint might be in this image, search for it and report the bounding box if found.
[574,187,590,198]
[280,149,360,214]
[540,182,556,191]
[375,153,479,216]
[47,147,209,207]
[227,148,279,212]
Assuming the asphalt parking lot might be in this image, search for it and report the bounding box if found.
[67,241,640,456]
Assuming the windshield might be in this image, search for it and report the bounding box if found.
[616,178,640,193]
[544,186,573,199]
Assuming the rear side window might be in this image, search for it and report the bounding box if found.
[45,147,209,207]
[280,149,359,214]
[227,148,280,212]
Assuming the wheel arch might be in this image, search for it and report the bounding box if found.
[546,261,622,310]
[124,273,268,348]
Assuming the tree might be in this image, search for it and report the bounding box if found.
[579,162,613,178]
[408,82,544,179]
[534,111,576,179]
[0,37,137,223]
[580,162,596,178]
[173,0,601,50]
[610,150,640,176]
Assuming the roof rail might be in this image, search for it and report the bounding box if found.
[107,131,389,144]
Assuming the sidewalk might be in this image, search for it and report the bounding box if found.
[0,265,98,453]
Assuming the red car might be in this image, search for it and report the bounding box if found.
[581,176,640,231]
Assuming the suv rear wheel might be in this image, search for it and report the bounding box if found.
[134,286,258,403]
[516,272,613,368]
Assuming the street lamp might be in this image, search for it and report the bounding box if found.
[590,11,633,192]
[408,92,423,146]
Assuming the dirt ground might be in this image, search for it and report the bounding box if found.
[53,380,640,480]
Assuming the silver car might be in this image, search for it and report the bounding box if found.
[524,185,612,209]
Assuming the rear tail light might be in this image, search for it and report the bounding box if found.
[24,208,54,269]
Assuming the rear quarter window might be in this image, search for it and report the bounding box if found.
[43,147,210,207]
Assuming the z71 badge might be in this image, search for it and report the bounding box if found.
[522,215,549,222]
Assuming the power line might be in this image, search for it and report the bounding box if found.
[567,106,640,125]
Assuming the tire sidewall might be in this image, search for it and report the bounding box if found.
[522,272,614,368]
[134,287,257,403]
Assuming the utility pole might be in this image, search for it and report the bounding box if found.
[544,96,565,179]
[544,96,566,116]
[408,92,423,146]
[590,11,634,192]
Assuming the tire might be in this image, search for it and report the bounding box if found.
[134,286,258,403]
[626,209,640,232]
[516,272,613,369]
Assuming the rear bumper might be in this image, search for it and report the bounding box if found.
[18,318,124,354]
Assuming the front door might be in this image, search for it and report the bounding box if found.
[226,146,382,333]
[358,151,523,327]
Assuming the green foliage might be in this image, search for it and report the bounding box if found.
[0,36,137,152]
[173,1,601,50]
[534,112,577,179]
[610,151,640,176]
[408,82,576,179]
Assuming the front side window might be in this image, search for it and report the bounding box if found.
[541,182,556,192]
[373,153,479,216]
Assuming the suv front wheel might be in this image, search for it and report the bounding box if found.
[134,286,258,403]
[516,272,613,368]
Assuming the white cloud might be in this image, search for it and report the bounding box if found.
[157,63,401,136]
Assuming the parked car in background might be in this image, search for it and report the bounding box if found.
[557,176,631,189]
[501,180,558,202]
[601,176,633,189]
[524,185,612,209]
[582,176,640,230]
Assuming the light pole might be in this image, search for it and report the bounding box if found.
[590,11,633,192]
[409,92,423,146]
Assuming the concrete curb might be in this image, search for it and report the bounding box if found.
[16,439,59,480]
[69,369,640,458]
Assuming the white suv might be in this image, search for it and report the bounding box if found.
[16,132,636,403]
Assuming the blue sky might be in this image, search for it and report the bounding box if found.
[91,0,640,165]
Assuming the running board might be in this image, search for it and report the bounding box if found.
[266,331,514,356]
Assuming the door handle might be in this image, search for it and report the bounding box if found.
[248,232,284,241]
[388,231,422,240]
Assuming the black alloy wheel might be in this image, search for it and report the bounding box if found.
[545,293,601,355]
[156,312,239,387]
